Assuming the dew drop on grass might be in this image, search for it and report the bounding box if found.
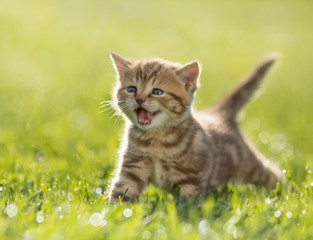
[0,186,3,192]
[142,230,151,239]
[5,204,18,218]
[286,211,292,219]
[311,182,313,187]
[95,187,102,195]
[274,210,281,218]
[302,210,306,215]
[265,198,271,204]
[36,215,44,223]
[282,169,286,174]
[89,212,106,227]
[198,219,210,234]
[123,208,132,218]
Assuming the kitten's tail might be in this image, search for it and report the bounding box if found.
[212,53,279,119]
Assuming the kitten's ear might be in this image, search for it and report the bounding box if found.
[176,61,200,92]
[110,52,132,80]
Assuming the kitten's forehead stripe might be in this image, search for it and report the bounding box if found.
[148,70,159,83]
[134,61,170,84]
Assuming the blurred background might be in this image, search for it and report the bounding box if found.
[1,0,313,188]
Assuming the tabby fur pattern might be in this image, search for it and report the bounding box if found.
[107,53,282,202]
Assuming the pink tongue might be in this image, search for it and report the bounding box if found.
[138,109,152,125]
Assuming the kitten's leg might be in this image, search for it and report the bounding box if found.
[108,156,151,202]
[179,185,203,198]
[172,176,205,198]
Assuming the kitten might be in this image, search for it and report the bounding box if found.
[107,53,282,202]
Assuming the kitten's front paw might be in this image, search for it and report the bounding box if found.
[109,186,138,203]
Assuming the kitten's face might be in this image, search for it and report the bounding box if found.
[111,53,200,130]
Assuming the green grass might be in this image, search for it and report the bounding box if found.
[1,0,313,239]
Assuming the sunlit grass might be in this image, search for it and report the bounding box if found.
[1,0,313,239]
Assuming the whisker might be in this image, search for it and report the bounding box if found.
[95,89,112,94]
[96,97,132,128]
[99,100,114,105]
[99,107,113,113]
[100,103,114,108]
[114,115,123,129]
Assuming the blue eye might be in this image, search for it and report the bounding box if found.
[152,88,164,95]
[127,86,137,93]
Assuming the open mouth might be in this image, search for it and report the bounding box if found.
[135,107,160,125]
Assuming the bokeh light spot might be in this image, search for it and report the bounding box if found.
[123,208,132,218]
[36,215,44,223]
[274,210,281,218]
[5,204,18,218]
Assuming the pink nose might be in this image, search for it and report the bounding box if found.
[136,98,145,105]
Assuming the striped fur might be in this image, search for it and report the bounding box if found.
[107,53,283,202]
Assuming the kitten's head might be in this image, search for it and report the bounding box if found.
[111,53,200,130]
